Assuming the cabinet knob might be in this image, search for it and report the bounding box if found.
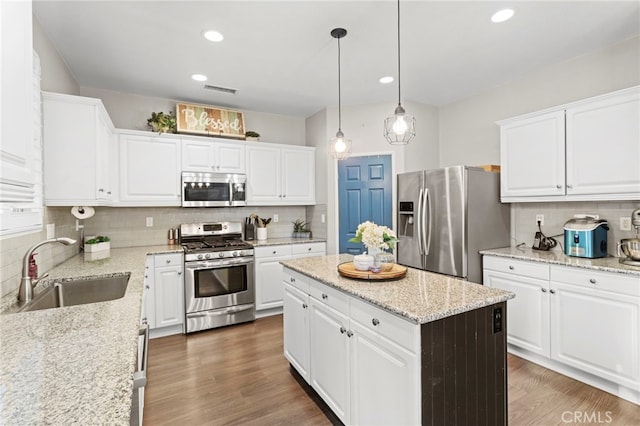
[508,265,514,270]
[98,188,104,192]
[541,288,547,293]
[144,275,148,279]
[302,303,308,309]
[346,330,354,338]
[372,318,380,326]
[290,277,295,283]
[339,326,346,334]
[178,271,182,275]
[107,191,112,195]
[322,293,328,300]
[283,194,286,198]
[145,285,150,289]
[550,289,556,294]
[308,248,312,251]
[166,259,171,264]
[272,250,277,255]
[556,184,562,189]
[567,184,573,189]
[589,278,596,284]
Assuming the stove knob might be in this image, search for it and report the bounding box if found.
[204,253,211,259]
[219,252,225,258]
[197,254,203,260]
[238,251,244,256]
[232,251,239,257]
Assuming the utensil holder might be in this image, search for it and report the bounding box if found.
[257,227,267,241]
[244,223,255,240]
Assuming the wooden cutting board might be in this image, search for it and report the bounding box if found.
[337,262,407,280]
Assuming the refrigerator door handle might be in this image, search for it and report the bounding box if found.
[425,188,432,255]
[417,188,424,255]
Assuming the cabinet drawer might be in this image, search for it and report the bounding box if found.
[283,268,310,294]
[550,265,640,297]
[350,297,419,353]
[153,253,183,267]
[254,245,292,259]
[309,280,349,316]
[292,242,326,256]
[483,255,549,280]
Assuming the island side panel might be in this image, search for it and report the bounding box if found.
[421,302,507,426]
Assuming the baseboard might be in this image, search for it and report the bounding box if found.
[149,324,184,339]
[256,306,283,318]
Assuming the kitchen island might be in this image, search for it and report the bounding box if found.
[280,254,514,426]
[0,245,181,425]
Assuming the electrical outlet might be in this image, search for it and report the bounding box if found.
[146,217,153,227]
[620,217,632,231]
[46,223,55,239]
[273,214,279,223]
[321,214,326,224]
[535,214,544,226]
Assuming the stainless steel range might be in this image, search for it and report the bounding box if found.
[181,222,255,333]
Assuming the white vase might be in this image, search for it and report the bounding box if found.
[367,247,381,257]
[257,227,268,240]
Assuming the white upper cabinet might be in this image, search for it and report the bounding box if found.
[498,86,640,202]
[119,131,181,206]
[43,92,116,206]
[181,137,245,173]
[246,143,315,205]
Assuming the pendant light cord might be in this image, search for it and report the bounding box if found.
[396,0,402,107]
[337,35,342,131]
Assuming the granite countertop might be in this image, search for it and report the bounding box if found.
[480,246,640,276]
[0,244,182,425]
[280,254,514,324]
[248,237,326,247]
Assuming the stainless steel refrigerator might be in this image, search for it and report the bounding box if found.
[397,166,510,284]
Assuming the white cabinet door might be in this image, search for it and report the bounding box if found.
[283,282,310,382]
[566,90,640,197]
[309,297,350,424]
[281,148,315,204]
[154,264,184,329]
[349,319,420,426]
[484,269,550,357]
[119,133,181,206]
[181,138,245,173]
[246,145,281,203]
[255,257,285,310]
[550,282,639,390]
[500,110,566,199]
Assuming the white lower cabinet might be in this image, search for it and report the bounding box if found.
[255,242,326,314]
[484,256,640,403]
[283,268,420,425]
[144,253,184,338]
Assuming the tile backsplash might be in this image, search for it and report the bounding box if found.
[511,200,640,255]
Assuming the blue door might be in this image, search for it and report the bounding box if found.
[338,155,393,254]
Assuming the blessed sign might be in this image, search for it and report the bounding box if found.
[176,103,245,139]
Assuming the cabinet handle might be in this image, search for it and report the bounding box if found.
[290,277,295,283]
[339,326,346,334]
[272,251,277,254]
[322,293,328,300]
[550,289,556,294]
[541,288,547,293]
[556,184,562,189]
[308,248,312,251]
[107,191,112,195]
[98,188,104,192]
[372,318,380,326]
[508,265,514,270]
[166,259,171,264]
[178,271,182,276]
[567,184,573,189]
[346,330,353,338]
[145,285,150,290]
[589,278,596,284]
[302,303,308,309]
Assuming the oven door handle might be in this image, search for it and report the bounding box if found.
[189,304,254,317]
[185,258,253,269]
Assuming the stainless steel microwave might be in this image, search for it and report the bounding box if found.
[181,172,246,207]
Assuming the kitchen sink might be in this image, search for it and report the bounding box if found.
[16,275,130,312]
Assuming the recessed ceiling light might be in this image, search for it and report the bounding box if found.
[191,74,208,82]
[491,8,515,23]
[203,30,224,42]
[379,76,394,84]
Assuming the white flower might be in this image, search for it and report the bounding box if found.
[349,221,398,251]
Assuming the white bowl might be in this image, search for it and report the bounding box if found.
[353,254,374,271]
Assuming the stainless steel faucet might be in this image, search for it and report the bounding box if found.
[18,237,76,303]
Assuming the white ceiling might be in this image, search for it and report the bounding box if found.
[33,1,640,118]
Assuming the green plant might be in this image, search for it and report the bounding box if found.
[292,219,310,233]
[86,236,110,244]
[147,111,177,133]
[245,130,260,138]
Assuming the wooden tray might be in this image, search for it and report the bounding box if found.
[337,262,407,280]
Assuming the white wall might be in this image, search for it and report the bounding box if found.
[438,36,640,167]
[32,17,79,95]
[79,87,306,145]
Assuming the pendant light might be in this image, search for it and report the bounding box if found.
[328,27,352,160]
[384,0,415,145]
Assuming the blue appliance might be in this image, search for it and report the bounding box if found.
[563,216,609,259]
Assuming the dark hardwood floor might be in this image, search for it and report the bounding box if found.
[144,315,640,425]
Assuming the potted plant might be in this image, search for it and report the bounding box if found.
[245,131,260,141]
[147,111,177,134]
[84,235,110,252]
[292,219,311,238]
